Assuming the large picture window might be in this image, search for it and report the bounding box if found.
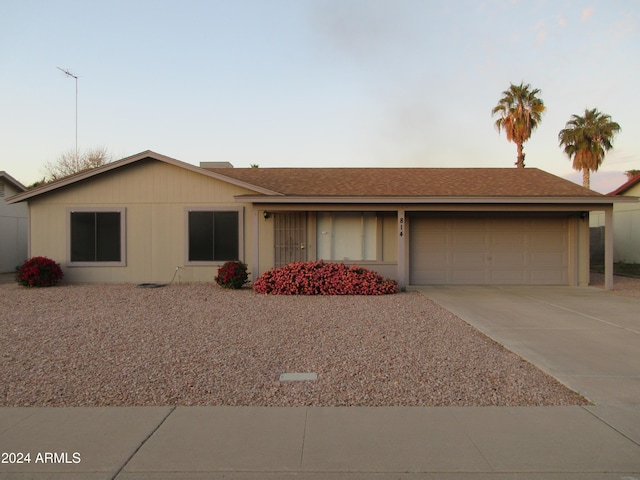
[68,209,126,265]
[317,212,377,261]
[187,209,241,262]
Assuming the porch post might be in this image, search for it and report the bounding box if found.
[604,206,614,291]
[252,208,260,283]
[397,209,406,289]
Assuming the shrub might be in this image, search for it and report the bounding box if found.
[253,260,397,295]
[215,261,249,289]
[16,256,64,287]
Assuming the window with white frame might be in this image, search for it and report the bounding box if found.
[187,209,242,262]
[317,212,377,261]
[68,208,126,265]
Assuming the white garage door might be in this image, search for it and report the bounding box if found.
[410,215,569,285]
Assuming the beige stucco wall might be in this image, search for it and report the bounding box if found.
[28,159,256,283]
[1,180,29,272]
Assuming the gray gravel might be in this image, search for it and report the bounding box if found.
[590,272,640,298]
[0,282,587,407]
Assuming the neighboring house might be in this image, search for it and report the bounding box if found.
[6,151,631,289]
[0,171,28,273]
[591,173,640,264]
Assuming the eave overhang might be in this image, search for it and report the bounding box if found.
[234,195,635,205]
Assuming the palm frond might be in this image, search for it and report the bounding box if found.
[558,108,621,188]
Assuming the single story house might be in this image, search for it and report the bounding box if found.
[0,171,28,272]
[7,150,633,289]
[591,173,640,264]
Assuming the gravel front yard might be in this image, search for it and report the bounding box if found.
[0,282,589,407]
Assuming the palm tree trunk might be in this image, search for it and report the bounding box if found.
[583,168,590,189]
[516,143,525,168]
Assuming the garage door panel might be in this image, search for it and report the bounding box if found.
[489,269,527,283]
[530,252,567,266]
[452,269,487,283]
[491,233,526,248]
[452,217,485,228]
[530,268,567,284]
[452,232,486,248]
[530,231,565,246]
[422,252,449,267]
[491,252,526,266]
[424,233,449,248]
[452,252,486,266]
[413,268,449,283]
[410,215,568,285]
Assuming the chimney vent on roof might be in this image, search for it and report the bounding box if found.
[200,161,234,168]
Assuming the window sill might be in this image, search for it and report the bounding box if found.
[66,262,126,267]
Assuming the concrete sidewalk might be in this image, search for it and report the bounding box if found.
[1,405,640,479]
[1,286,640,479]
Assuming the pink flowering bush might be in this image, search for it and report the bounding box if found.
[16,256,64,287]
[215,261,249,289]
[253,260,397,295]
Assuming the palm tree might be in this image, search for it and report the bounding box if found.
[491,82,545,168]
[558,108,621,189]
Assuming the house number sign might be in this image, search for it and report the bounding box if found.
[399,216,404,237]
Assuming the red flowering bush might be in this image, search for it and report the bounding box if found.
[16,256,64,287]
[253,260,397,295]
[215,261,249,289]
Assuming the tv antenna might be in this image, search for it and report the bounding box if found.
[57,67,79,159]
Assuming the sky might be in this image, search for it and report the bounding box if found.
[1,0,639,193]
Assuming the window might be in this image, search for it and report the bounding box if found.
[317,212,377,261]
[187,209,241,262]
[68,209,126,265]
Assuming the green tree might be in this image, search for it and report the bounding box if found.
[625,169,640,180]
[558,108,621,189]
[491,82,545,168]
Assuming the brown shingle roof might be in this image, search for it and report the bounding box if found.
[205,167,602,197]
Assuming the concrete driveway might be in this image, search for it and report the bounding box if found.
[417,285,640,406]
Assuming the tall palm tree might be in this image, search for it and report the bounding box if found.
[492,82,545,168]
[558,108,621,189]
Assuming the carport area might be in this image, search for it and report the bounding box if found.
[418,285,640,406]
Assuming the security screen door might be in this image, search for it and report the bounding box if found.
[274,212,307,267]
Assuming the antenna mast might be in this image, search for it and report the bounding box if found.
[57,67,79,160]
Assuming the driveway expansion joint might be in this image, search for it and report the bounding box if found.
[581,405,640,449]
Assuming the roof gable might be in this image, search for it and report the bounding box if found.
[609,173,640,196]
[5,151,279,203]
[0,171,26,193]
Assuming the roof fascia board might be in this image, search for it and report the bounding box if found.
[250,204,618,213]
[0,171,26,192]
[6,150,281,204]
[234,195,628,205]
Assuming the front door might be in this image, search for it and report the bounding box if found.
[274,212,307,267]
